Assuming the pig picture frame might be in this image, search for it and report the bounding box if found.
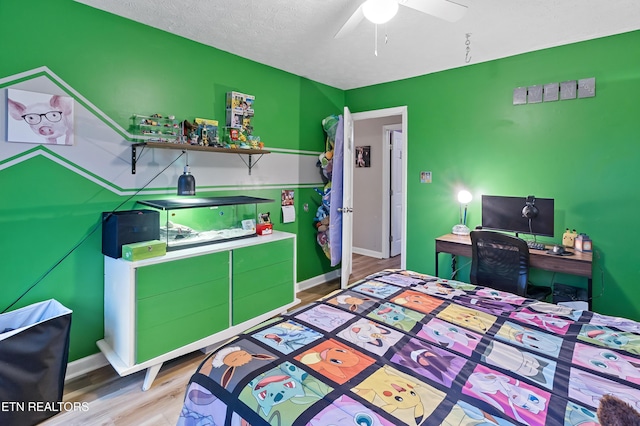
[7,89,74,145]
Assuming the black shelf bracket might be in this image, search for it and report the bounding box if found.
[238,153,265,175]
[131,143,146,174]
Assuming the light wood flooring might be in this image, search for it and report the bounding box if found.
[41,254,401,426]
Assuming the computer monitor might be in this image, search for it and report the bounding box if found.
[481,195,555,237]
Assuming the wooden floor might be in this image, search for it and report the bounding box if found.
[41,254,401,426]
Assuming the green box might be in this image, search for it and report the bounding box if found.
[122,240,166,261]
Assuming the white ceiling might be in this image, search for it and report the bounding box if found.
[75,0,640,90]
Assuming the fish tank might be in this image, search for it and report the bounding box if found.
[136,196,274,251]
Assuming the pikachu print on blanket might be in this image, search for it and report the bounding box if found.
[351,365,445,426]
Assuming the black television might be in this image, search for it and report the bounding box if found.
[481,195,555,237]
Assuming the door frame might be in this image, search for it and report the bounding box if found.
[382,123,403,259]
[351,106,407,270]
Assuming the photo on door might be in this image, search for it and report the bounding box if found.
[355,145,370,168]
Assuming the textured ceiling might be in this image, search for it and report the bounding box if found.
[75,0,640,90]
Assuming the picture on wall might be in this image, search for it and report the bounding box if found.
[7,89,74,145]
[282,190,294,206]
[356,145,370,168]
[420,171,432,183]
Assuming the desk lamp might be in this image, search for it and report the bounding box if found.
[452,190,472,235]
[177,150,196,196]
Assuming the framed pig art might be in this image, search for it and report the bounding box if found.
[7,89,74,145]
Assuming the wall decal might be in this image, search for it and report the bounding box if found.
[578,78,596,98]
[513,87,527,105]
[514,78,594,105]
[560,81,577,100]
[543,83,559,102]
[527,85,543,103]
[7,89,74,145]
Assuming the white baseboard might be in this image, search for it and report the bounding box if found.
[352,247,384,259]
[296,269,340,292]
[65,270,343,382]
[65,351,109,382]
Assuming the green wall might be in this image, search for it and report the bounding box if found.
[0,0,342,361]
[346,30,640,321]
[2,0,639,365]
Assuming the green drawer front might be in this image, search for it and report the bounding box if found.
[137,251,229,299]
[137,277,229,331]
[136,306,228,363]
[233,238,293,274]
[233,259,293,300]
[233,281,294,325]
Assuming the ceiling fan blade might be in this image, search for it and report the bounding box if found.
[401,0,467,22]
[335,4,365,38]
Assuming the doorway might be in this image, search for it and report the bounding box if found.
[385,124,403,258]
[346,107,407,284]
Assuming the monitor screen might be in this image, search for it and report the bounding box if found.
[481,195,555,237]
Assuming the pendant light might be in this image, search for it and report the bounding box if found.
[177,150,196,196]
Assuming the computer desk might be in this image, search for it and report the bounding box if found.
[435,233,593,308]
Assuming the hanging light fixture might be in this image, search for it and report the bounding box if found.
[177,150,196,196]
[362,0,399,24]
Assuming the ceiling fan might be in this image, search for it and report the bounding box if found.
[335,0,467,38]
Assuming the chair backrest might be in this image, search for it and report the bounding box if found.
[470,230,530,296]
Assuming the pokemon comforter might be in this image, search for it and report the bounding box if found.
[177,269,640,426]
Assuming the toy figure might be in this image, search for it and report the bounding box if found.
[189,132,199,145]
[201,127,209,146]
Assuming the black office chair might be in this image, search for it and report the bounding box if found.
[470,230,551,301]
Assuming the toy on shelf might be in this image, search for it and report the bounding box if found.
[248,135,261,150]
[226,91,255,135]
[132,113,182,143]
[257,212,273,236]
[194,118,220,147]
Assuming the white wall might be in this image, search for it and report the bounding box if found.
[352,116,401,257]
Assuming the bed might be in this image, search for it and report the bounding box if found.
[176,269,640,426]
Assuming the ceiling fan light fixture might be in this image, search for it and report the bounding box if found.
[362,0,399,24]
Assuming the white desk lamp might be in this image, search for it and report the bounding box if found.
[452,190,472,235]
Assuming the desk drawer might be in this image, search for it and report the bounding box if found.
[233,260,293,299]
[137,277,228,331]
[137,251,229,299]
[136,305,228,363]
[233,281,294,325]
[233,238,293,274]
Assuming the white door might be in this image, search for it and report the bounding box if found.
[390,130,403,257]
[340,107,354,289]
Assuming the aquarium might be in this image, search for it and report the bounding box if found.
[136,196,273,250]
